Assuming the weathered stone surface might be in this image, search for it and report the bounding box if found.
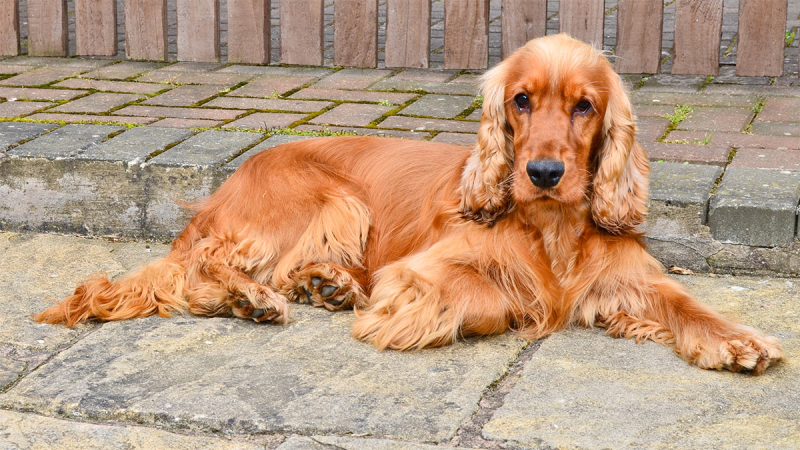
[0,410,265,449]
[0,232,168,351]
[649,162,722,208]
[708,168,800,247]
[7,124,124,159]
[0,352,25,389]
[78,127,193,164]
[149,130,262,167]
[278,436,477,449]
[644,202,722,272]
[708,242,800,277]
[0,121,58,152]
[3,312,526,442]
[484,275,800,449]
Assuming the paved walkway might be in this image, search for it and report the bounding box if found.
[0,232,798,449]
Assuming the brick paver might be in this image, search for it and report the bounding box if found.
[290,88,416,104]
[222,112,308,130]
[378,116,480,133]
[676,107,753,133]
[54,78,167,95]
[0,87,87,101]
[228,77,320,98]
[143,85,228,107]
[294,125,431,140]
[26,113,157,126]
[636,117,671,143]
[400,94,475,119]
[643,142,731,166]
[668,130,800,150]
[311,104,393,127]
[136,71,252,87]
[431,132,477,146]
[114,105,245,121]
[311,68,393,90]
[147,118,223,129]
[50,93,144,114]
[0,67,86,86]
[204,98,333,113]
[80,61,168,80]
[729,148,800,171]
[756,97,800,122]
[0,101,51,117]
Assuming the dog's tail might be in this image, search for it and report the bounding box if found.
[32,254,189,327]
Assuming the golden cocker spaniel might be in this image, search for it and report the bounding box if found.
[36,34,782,374]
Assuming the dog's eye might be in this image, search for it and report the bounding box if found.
[574,100,592,115]
[514,93,531,112]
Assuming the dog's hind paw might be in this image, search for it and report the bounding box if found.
[286,263,365,311]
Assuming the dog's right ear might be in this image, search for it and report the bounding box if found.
[459,63,515,225]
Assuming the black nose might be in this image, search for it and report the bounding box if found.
[526,159,565,188]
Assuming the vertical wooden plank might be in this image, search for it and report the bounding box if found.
[125,0,168,61]
[27,0,68,57]
[736,0,787,77]
[672,0,723,76]
[0,0,20,56]
[501,0,546,58]
[281,0,324,65]
[334,0,378,68]
[444,0,489,70]
[75,0,118,56]
[228,0,270,64]
[177,0,220,62]
[559,0,604,48]
[385,0,431,68]
[615,0,663,74]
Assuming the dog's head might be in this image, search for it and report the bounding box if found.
[459,34,649,234]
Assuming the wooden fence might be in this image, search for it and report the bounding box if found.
[0,0,793,76]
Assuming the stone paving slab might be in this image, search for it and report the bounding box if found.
[0,410,265,449]
[708,168,800,247]
[6,124,124,159]
[482,275,800,449]
[0,235,527,444]
[278,436,477,449]
[0,121,58,151]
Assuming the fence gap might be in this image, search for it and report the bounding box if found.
[0,0,19,56]
[443,0,490,70]
[385,0,431,68]
[227,0,271,64]
[672,0,723,75]
[334,0,379,68]
[177,0,220,62]
[27,0,68,57]
[501,0,546,58]
[616,0,662,74]
[125,0,168,61]
[559,0,604,48]
[736,0,787,77]
[75,0,118,56]
[281,0,324,66]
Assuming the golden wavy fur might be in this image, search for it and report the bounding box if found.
[35,34,782,374]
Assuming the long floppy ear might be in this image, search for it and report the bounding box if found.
[459,63,516,225]
[591,73,650,234]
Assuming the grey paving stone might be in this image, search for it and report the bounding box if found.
[369,78,480,96]
[649,162,722,208]
[0,233,168,351]
[148,130,262,167]
[77,127,193,164]
[400,94,475,119]
[225,134,316,170]
[6,124,124,159]
[708,168,800,247]
[0,121,58,152]
[483,275,799,449]
[0,410,263,449]
[0,354,25,390]
[278,436,475,450]
[3,310,526,442]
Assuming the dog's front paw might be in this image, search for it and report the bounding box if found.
[230,286,290,324]
[694,333,783,375]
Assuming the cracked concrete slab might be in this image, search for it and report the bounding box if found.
[483,275,800,449]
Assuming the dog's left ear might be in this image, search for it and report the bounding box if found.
[591,73,650,234]
[459,64,515,224]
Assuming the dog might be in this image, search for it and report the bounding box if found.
[35,34,782,374]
